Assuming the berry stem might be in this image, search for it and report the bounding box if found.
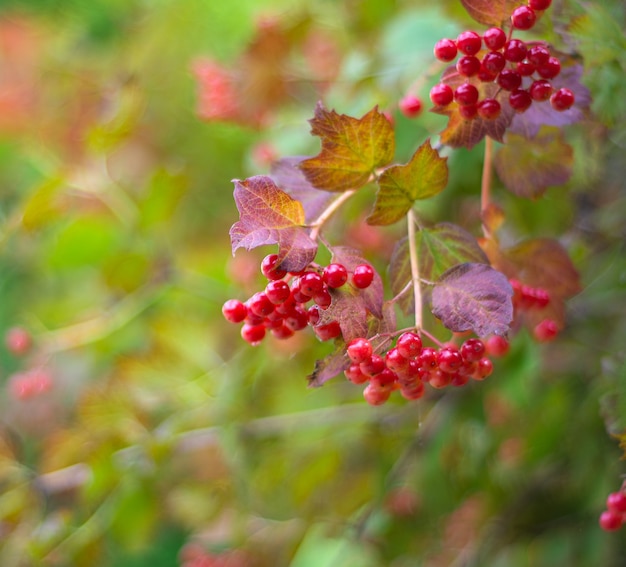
[481,136,494,237]
[309,189,358,242]
[407,208,423,330]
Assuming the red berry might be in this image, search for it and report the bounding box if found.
[511,6,536,30]
[271,324,295,340]
[473,357,494,380]
[300,272,324,296]
[399,94,423,118]
[396,332,422,359]
[481,51,506,74]
[284,306,308,331]
[290,277,312,303]
[516,60,536,76]
[529,0,552,10]
[550,88,575,111]
[537,56,561,79]
[347,338,373,364]
[483,27,506,51]
[477,98,501,120]
[400,380,425,400]
[429,369,452,389]
[5,327,32,355]
[385,348,410,374]
[323,263,348,288]
[454,83,479,106]
[241,324,266,345]
[418,347,438,371]
[222,299,248,323]
[345,363,369,384]
[363,383,391,406]
[456,31,482,56]
[599,510,623,531]
[433,38,458,62]
[460,338,486,362]
[430,83,454,106]
[261,254,287,280]
[485,335,509,357]
[534,318,559,342]
[437,348,463,374]
[477,65,498,83]
[459,104,478,120]
[607,492,626,513]
[529,79,553,101]
[527,45,550,67]
[307,305,321,325]
[248,292,274,317]
[503,39,528,62]
[497,69,522,91]
[352,264,375,289]
[456,55,481,77]
[361,354,386,377]
[313,288,332,309]
[265,280,291,304]
[371,367,398,388]
[314,320,341,341]
[509,89,533,112]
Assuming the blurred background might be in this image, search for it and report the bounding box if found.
[0,0,625,565]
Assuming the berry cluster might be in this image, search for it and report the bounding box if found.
[8,368,52,400]
[222,254,375,345]
[599,488,626,532]
[509,279,559,342]
[430,0,574,120]
[344,333,502,406]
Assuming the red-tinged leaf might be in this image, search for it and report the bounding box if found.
[270,156,335,224]
[431,263,513,337]
[433,72,515,149]
[367,140,448,226]
[317,288,369,343]
[308,348,350,388]
[229,175,317,272]
[389,223,490,314]
[509,62,591,139]
[331,246,384,318]
[494,127,574,198]
[460,0,525,26]
[300,103,395,192]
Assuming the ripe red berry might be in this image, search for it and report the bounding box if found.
[271,323,295,340]
[361,353,386,377]
[396,332,422,359]
[5,327,32,355]
[222,299,248,323]
[352,264,375,289]
[433,38,458,62]
[429,369,452,389]
[509,89,533,112]
[313,288,332,309]
[314,320,341,341]
[550,88,575,111]
[459,104,478,120]
[399,94,423,118]
[456,55,481,77]
[363,383,391,406]
[477,65,498,83]
[485,335,509,357]
[537,56,561,79]
[385,348,410,374]
[607,492,626,513]
[400,380,425,400]
[503,39,528,62]
[483,27,506,51]
[473,357,494,380]
[497,69,522,91]
[456,31,482,56]
[345,363,369,384]
[284,306,309,331]
[481,51,506,74]
[516,60,536,76]
[529,79,553,101]
[437,348,463,373]
[599,510,623,531]
[511,6,537,30]
[248,292,274,317]
[300,271,324,296]
[534,318,559,342]
[418,347,438,371]
[261,254,287,280]
[323,263,348,288]
[454,83,479,106]
[430,83,454,106]
[241,324,266,345]
[527,45,550,67]
[460,338,486,362]
[529,0,552,10]
[307,305,321,325]
[477,98,501,120]
[265,280,291,304]
[347,337,373,364]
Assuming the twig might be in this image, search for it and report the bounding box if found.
[407,209,423,329]
[481,137,494,238]
[309,189,357,242]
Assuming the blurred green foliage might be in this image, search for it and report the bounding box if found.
[0,0,625,566]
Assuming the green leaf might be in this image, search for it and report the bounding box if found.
[300,103,395,192]
[495,127,574,198]
[21,176,66,231]
[367,140,448,226]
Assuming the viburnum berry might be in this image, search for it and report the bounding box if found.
[430,83,454,106]
[481,51,506,74]
[345,363,369,384]
[599,510,623,531]
[400,380,425,400]
[509,89,533,112]
[429,369,452,389]
[460,338,486,362]
[323,263,348,288]
[483,27,506,51]
[399,94,423,118]
[396,332,422,359]
[300,271,324,296]
[497,69,522,91]
[537,56,561,79]
[516,60,536,76]
[5,326,32,355]
[458,104,478,120]
[511,6,537,30]
[265,280,291,304]
[248,292,274,317]
[503,39,528,62]
[352,264,374,289]
[241,324,266,345]
[454,83,479,106]
[271,324,295,340]
[456,31,482,55]
[222,299,248,323]
[477,98,501,120]
[550,88,575,111]
[347,337,373,364]
[433,38,458,62]
[284,307,309,331]
[530,79,553,101]
[534,318,559,342]
[477,65,498,83]
[360,353,386,377]
[486,335,510,357]
[385,348,410,374]
[456,55,481,77]
[314,320,342,341]
[607,492,626,513]
[261,254,287,280]
[529,0,552,10]
[313,288,332,309]
[437,347,463,373]
[473,357,494,380]
[363,382,391,406]
[418,347,438,371]
[527,45,551,67]
[307,305,321,325]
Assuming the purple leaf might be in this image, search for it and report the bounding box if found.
[307,349,350,388]
[431,263,513,337]
[317,289,369,344]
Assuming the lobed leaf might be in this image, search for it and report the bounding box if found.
[431,263,513,337]
[229,175,317,272]
[460,0,526,26]
[367,140,448,226]
[307,348,351,388]
[300,103,395,192]
[317,288,369,344]
[494,127,574,198]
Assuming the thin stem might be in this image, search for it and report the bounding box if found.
[407,209,423,330]
[309,189,357,241]
[481,136,494,237]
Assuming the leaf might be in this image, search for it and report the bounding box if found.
[139,168,188,229]
[308,348,350,388]
[494,127,574,198]
[389,223,490,314]
[317,288,369,344]
[22,176,66,231]
[366,140,448,226]
[431,263,513,337]
[229,175,317,273]
[300,103,395,192]
[270,156,335,223]
[459,0,526,26]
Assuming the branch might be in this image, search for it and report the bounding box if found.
[407,209,423,329]
[309,189,357,242]
[481,136,494,237]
